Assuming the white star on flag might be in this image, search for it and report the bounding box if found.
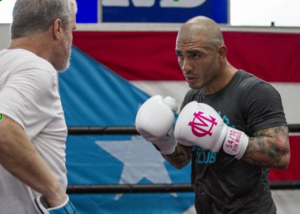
[182,205,196,214]
[95,136,177,200]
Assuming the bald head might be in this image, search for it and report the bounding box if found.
[175,16,232,91]
[177,16,224,49]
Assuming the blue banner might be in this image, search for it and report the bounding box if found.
[75,0,228,24]
[102,0,228,23]
[76,0,98,23]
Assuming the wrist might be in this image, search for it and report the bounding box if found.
[165,147,178,157]
[48,195,69,211]
[223,126,249,159]
[44,184,67,207]
[46,194,68,208]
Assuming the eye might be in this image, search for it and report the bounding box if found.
[177,54,184,60]
[192,53,200,59]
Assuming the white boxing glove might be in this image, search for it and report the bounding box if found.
[135,95,178,154]
[174,102,248,159]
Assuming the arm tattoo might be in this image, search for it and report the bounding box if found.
[163,144,192,169]
[242,126,290,169]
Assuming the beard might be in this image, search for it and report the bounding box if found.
[52,35,72,72]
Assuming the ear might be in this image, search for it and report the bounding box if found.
[217,45,227,62]
[52,19,63,40]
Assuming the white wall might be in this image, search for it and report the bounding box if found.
[0,24,11,50]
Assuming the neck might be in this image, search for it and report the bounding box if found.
[9,34,53,63]
[204,61,237,95]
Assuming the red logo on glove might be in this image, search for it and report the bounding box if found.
[188,111,217,137]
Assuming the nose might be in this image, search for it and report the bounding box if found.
[181,58,192,73]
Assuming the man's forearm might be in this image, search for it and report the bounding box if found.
[163,144,191,169]
[0,115,66,206]
[242,126,290,169]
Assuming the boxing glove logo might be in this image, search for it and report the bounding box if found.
[188,111,217,137]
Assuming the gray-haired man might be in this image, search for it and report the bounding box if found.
[0,0,78,213]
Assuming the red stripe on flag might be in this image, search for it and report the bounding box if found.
[224,32,300,83]
[73,31,300,82]
[270,136,300,181]
[73,31,183,81]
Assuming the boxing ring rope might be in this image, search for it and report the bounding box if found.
[66,124,300,194]
[67,181,300,194]
[68,126,139,135]
[68,124,300,135]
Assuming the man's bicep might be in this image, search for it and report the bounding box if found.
[253,126,289,137]
[0,114,29,152]
[244,82,287,134]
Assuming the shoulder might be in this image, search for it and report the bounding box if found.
[4,49,56,84]
[239,70,278,96]
[2,49,56,74]
[236,70,264,89]
[235,70,278,97]
[238,72,286,133]
[0,49,57,99]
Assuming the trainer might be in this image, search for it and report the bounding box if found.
[136,16,290,214]
[0,0,77,213]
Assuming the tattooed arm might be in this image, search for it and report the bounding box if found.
[242,126,290,169]
[162,144,192,169]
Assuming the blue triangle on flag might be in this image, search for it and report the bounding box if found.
[59,45,150,126]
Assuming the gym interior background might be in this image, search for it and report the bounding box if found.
[1,0,300,213]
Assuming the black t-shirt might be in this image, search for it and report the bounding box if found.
[181,70,287,214]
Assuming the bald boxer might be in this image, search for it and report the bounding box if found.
[0,0,77,213]
[136,16,290,214]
